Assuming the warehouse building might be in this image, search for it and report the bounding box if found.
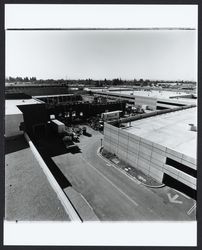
[104,107,197,199]
[5,93,126,138]
[93,90,197,110]
[94,91,157,110]
[5,95,45,138]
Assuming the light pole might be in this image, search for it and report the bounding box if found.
[129,113,131,127]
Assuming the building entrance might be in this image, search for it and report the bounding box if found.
[163,173,196,200]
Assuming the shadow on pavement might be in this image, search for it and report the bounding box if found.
[5,135,29,155]
[37,148,72,189]
[34,134,68,158]
[66,146,82,154]
[83,132,92,137]
[30,128,73,189]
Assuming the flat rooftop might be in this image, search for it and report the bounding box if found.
[157,97,197,106]
[5,98,43,115]
[92,88,193,98]
[92,89,196,105]
[5,135,70,221]
[124,107,197,159]
[34,94,74,98]
[110,90,190,99]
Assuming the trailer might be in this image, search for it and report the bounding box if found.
[51,119,65,134]
[101,110,122,121]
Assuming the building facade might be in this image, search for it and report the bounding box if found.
[104,108,197,199]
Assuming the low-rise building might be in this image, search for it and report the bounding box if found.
[5,97,44,138]
[104,107,197,199]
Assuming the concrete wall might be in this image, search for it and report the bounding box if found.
[135,96,157,110]
[104,123,196,191]
[5,113,24,138]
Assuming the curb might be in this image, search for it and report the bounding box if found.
[97,147,165,189]
[97,147,141,185]
[64,187,99,221]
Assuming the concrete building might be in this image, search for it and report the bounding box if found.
[5,98,43,138]
[104,107,197,199]
[94,91,157,110]
[93,89,197,110]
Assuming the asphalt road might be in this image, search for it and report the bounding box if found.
[52,126,195,221]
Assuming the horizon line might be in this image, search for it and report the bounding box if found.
[6,27,196,31]
[5,78,197,82]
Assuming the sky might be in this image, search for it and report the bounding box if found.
[6,30,197,81]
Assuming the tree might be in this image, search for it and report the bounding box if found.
[24,77,29,82]
[30,77,37,82]
[8,76,15,82]
[16,77,23,82]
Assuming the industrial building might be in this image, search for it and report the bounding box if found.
[5,89,197,221]
[94,91,157,110]
[5,97,45,138]
[93,89,197,110]
[6,92,197,200]
[5,93,126,139]
[104,106,197,199]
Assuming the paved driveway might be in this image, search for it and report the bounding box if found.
[52,126,196,221]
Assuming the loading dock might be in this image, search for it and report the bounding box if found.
[162,173,196,200]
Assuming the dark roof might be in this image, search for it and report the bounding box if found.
[5,93,32,100]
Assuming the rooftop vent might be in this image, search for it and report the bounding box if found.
[189,123,197,132]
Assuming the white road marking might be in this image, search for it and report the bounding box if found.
[81,155,139,207]
[174,189,191,199]
[187,203,196,215]
[167,193,183,204]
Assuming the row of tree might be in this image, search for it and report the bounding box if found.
[6,76,37,82]
[5,76,196,87]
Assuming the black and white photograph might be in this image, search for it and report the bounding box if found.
[4,4,198,246]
